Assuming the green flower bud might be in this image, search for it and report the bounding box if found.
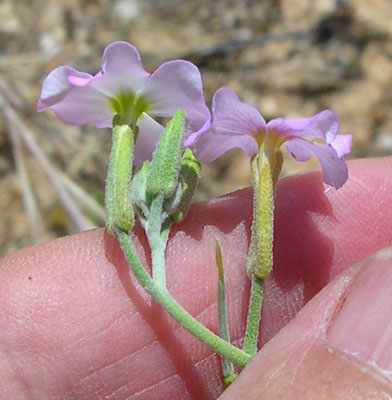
[105,123,135,234]
[146,109,185,199]
[246,152,274,279]
[130,160,150,217]
[170,148,201,223]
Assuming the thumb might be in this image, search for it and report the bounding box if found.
[221,247,392,399]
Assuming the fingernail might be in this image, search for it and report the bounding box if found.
[328,247,392,381]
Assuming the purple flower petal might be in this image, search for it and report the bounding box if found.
[143,60,210,129]
[133,113,164,165]
[267,110,339,142]
[330,134,352,158]
[211,87,266,136]
[191,130,258,163]
[37,42,153,126]
[38,41,213,165]
[91,41,150,96]
[184,117,211,147]
[96,118,113,128]
[37,66,113,126]
[185,87,264,162]
[285,138,349,188]
[37,66,92,109]
[67,74,93,87]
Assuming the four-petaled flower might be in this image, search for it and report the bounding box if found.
[37,41,210,164]
[186,87,352,189]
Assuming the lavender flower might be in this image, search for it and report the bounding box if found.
[37,41,210,164]
[187,87,352,188]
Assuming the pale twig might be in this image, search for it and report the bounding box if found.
[2,102,94,231]
[0,77,30,114]
[58,172,105,225]
[1,82,104,225]
[67,133,102,176]
[0,52,50,67]
[3,103,46,242]
[15,0,49,52]
[34,116,81,152]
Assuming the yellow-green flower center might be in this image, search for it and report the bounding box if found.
[252,129,288,156]
[252,129,288,185]
[109,91,152,127]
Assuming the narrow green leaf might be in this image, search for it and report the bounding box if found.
[216,239,224,283]
[215,240,237,385]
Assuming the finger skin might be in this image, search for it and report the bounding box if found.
[0,158,391,399]
[262,156,392,343]
[221,249,392,399]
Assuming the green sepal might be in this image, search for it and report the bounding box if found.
[223,373,237,386]
[105,123,135,234]
[271,150,283,186]
[170,148,201,223]
[246,152,274,279]
[130,160,150,218]
[146,109,186,199]
[163,179,184,217]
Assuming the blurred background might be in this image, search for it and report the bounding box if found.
[1,0,391,255]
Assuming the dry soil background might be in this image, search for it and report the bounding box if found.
[0,0,392,254]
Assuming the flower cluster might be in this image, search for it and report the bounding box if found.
[38,41,210,165]
[187,88,352,188]
[38,41,351,187]
[37,41,354,378]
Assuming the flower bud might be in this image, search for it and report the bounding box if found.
[105,123,135,234]
[170,148,200,223]
[246,152,274,279]
[146,109,185,199]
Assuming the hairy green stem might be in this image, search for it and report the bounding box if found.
[116,229,252,368]
[242,275,264,356]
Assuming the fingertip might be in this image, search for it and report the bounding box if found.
[221,248,392,399]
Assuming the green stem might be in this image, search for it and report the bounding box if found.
[242,275,264,355]
[116,228,252,368]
